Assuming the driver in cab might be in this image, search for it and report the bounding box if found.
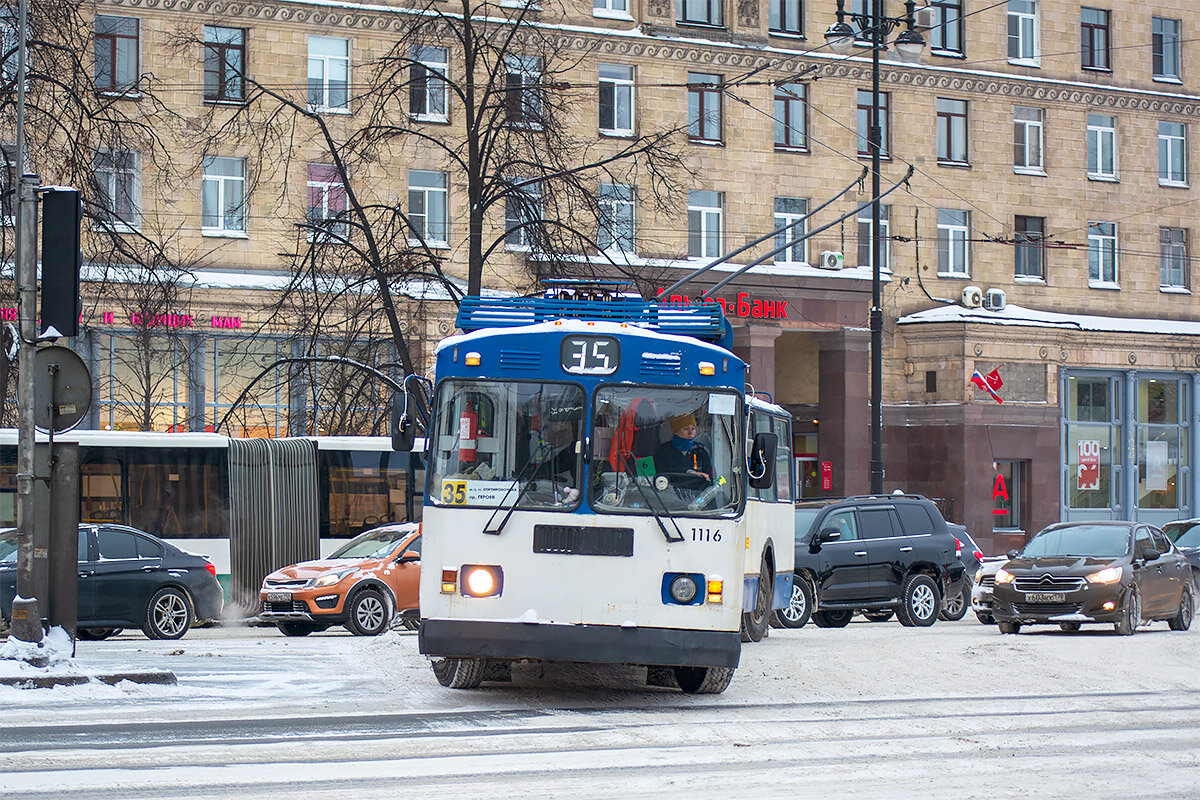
[654,413,711,482]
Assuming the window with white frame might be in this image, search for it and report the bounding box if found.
[1087,113,1116,179]
[1153,17,1181,82]
[1013,106,1043,172]
[306,164,348,240]
[688,72,722,144]
[769,0,802,36]
[593,0,629,17]
[504,178,541,249]
[1015,215,1045,280]
[1007,0,1037,64]
[95,15,139,93]
[774,82,807,150]
[409,46,448,121]
[687,190,722,259]
[598,183,635,253]
[307,36,349,112]
[1080,8,1110,71]
[937,209,970,277]
[408,169,448,246]
[1160,227,1188,289]
[936,97,968,164]
[856,204,890,271]
[1159,121,1187,186]
[504,55,542,127]
[204,26,246,102]
[1088,221,1117,284]
[774,197,808,264]
[202,156,247,235]
[677,0,723,27]
[929,0,963,55]
[94,149,141,229]
[856,89,889,157]
[599,64,634,136]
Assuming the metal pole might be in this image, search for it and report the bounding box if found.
[869,0,885,494]
[10,0,44,647]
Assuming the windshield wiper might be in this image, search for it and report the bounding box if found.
[482,440,553,536]
[622,463,685,543]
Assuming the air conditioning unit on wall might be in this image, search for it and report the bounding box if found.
[984,288,1007,311]
[817,250,843,270]
[961,285,983,308]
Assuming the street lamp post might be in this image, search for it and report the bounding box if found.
[826,0,923,495]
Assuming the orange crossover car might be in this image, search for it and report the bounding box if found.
[259,523,421,636]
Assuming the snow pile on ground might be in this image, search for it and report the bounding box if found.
[0,627,78,675]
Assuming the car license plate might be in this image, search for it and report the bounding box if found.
[1025,592,1066,603]
[267,592,291,603]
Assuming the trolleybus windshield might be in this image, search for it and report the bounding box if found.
[590,385,740,515]
[429,380,586,509]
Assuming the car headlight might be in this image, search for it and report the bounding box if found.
[1086,566,1123,584]
[313,570,353,588]
[995,568,1015,584]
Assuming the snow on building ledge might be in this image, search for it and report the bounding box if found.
[897,303,1200,338]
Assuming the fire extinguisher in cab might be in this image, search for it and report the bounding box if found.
[459,407,478,462]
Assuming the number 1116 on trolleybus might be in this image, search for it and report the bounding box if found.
[406,291,794,693]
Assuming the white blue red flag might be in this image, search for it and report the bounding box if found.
[970,366,1004,403]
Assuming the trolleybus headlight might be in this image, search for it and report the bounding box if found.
[669,575,699,604]
[462,565,503,598]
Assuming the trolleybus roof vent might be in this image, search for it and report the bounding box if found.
[456,296,727,343]
[640,352,683,375]
[498,349,541,371]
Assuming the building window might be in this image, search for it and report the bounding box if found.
[773,82,807,151]
[1014,215,1044,280]
[202,156,247,236]
[687,190,722,259]
[769,0,802,36]
[856,89,889,157]
[937,209,970,277]
[94,150,141,230]
[688,72,722,144]
[594,0,629,16]
[1007,0,1037,64]
[307,36,349,112]
[504,55,542,127]
[856,204,890,271]
[677,0,723,27]
[95,15,139,94]
[1087,221,1117,285]
[0,8,19,82]
[409,46,448,121]
[1135,378,1186,511]
[1160,227,1188,289]
[599,64,634,137]
[774,197,808,264]
[408,170,448,246]
[1065,375,1119,510]
[1,143,17,225]
[1013,106,1044,172]
[504,178,541,250]
[204,26,245,102]
[1087,113,1117,180]
[1153,17,1181,82]
[936,97,968,165]
[306,164,348,241]
[1080,8,1110,71]
[849,0,871,42]
[929,0,963,55]
[1159,121,1187,186]
[598,183,635,253]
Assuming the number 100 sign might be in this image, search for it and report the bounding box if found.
[1077,439,1101,491]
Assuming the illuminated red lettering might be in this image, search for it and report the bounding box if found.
[737,293,750,317]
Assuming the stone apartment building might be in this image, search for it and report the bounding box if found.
[52,0,1200,549]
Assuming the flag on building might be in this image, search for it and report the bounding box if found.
[970,366,1004,403]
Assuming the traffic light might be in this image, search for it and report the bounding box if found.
[40,189,83,339]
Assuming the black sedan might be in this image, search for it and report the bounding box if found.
[992,521,1194,635]
[0,524,223,640]
[1161,519,1200,578]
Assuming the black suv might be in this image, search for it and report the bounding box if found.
[773,495,965,629]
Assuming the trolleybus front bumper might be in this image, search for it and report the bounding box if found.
[420,618,740,668]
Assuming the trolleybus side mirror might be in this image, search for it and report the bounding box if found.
[747,432,778,490]
[391,394,418,452]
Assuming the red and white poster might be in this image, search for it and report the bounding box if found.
[820,461,833,492]
[1077,440,1101,491]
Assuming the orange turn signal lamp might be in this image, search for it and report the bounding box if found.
[706,578,723,604]
[441,568,457,594]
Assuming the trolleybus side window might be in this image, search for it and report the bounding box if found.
[590,385,740,515]
[774,414,793,502]
[430,380,586,509]
[748,411,778,502]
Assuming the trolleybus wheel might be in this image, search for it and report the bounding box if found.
[740,554,772,643]
[432,657,485,689]
[673,665,734,694]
